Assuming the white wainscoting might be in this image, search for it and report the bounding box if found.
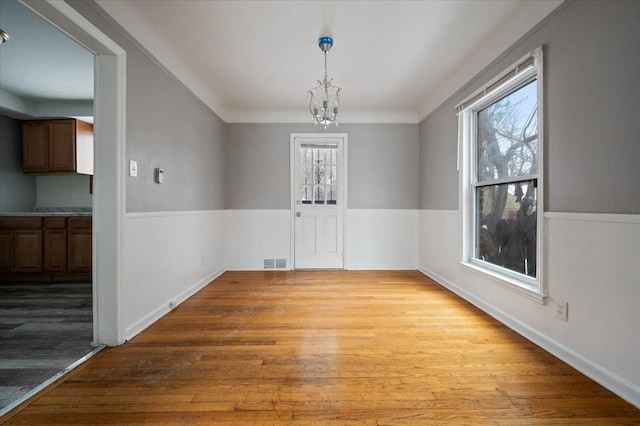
[418,209,640,409]
[225,210,291,270]
[122,210,226,340]
[346,209,419,270]
[225,209,419,271]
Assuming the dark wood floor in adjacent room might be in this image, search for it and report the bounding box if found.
[2,271,638,424]
[0,282,94,413]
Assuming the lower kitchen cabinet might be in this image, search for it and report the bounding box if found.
[14,230,43,272]
[0,231,14,272]
[0,216,91,280]
[68,217,92,273]
[44,217,67,272]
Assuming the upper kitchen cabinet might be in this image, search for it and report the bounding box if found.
[22,119,93,175]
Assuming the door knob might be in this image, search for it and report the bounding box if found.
[296,212,302,217]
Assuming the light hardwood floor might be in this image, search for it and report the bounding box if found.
[2,271,639,424]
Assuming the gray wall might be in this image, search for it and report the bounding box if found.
[226,123,419,210]
[419,0,640,214]
[70,1,226,213]
[36,175,92,209]
[0,114,36,211]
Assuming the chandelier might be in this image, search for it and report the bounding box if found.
[0,29,10,44]
[308,36,341,128]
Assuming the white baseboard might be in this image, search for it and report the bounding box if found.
[124,267,225,341]
[347,264,418,271]
[418,266,640,409]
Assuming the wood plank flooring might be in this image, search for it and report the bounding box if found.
[2,271,639,424]
[0,282,94,413]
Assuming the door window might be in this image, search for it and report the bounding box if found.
[300,144,338,205]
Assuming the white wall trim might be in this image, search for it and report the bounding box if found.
[122,210,226,341]
[125,210,223,219]
[346,209,419,271]
[226,209,291,271]
[458,261,546,304]
[225,109,420,124]
[22,0,128,346]
[418,266,640,409]
[545,211,640,224]
[124,267,225,341]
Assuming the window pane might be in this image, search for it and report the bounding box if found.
[314,185,325,204]
[326,165,336,185]
[476,180,537,277]
[477,80,538,182]
[314,165,325,184]
[327,185,337,204]
[301,185,312,204]
[299,143,338,205]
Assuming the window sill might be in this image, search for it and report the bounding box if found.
[458,261,547,304]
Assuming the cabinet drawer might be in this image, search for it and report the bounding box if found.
[0,217,43,230]
[44,217,67,229]
[68,217,92,228]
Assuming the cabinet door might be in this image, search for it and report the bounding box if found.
[0,231,14,272]
[22,121,49,173]
[48,120,77,172]
[44,229,67,272]
[68,229,91,273]
[14,230,43,272]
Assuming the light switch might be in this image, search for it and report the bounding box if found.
[129,160,138,177]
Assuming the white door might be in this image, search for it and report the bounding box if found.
[291,134,346,269]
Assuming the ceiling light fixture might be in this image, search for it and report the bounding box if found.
[0,29,9,44]
[308,36,341,128]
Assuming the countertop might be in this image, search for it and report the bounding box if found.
[0,207,92,217]
[0,212,92,217]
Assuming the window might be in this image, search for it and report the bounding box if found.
[458,48,544,299]
[300,144,339,205]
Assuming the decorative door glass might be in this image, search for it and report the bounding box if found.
[300,144,338,205]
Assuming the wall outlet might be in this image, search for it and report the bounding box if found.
[555,300,568,321]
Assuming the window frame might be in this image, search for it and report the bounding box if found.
[458,47,546,303]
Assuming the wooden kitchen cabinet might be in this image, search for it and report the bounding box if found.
[14,230,43,272]
[0,218,43,273]
[44,217,67,273]
[0,216,91,281]
[22,121,49,173]
[0,231,14,272]
[22,119,93,175]
[68,217,92,274]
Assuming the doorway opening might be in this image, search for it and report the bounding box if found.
[0,0,125,415]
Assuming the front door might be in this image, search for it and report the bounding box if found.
[291,134,346,269]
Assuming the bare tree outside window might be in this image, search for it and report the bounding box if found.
[475,80,538,277]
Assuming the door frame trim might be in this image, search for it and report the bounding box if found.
[289,133,348,270]
[22,0,127,345]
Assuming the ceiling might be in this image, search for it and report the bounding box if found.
[0,0,94,102]
[95,0,562,123]
[0,0,563,124]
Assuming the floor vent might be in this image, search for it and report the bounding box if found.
[275,259,287,269]
[263,259,275,269]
